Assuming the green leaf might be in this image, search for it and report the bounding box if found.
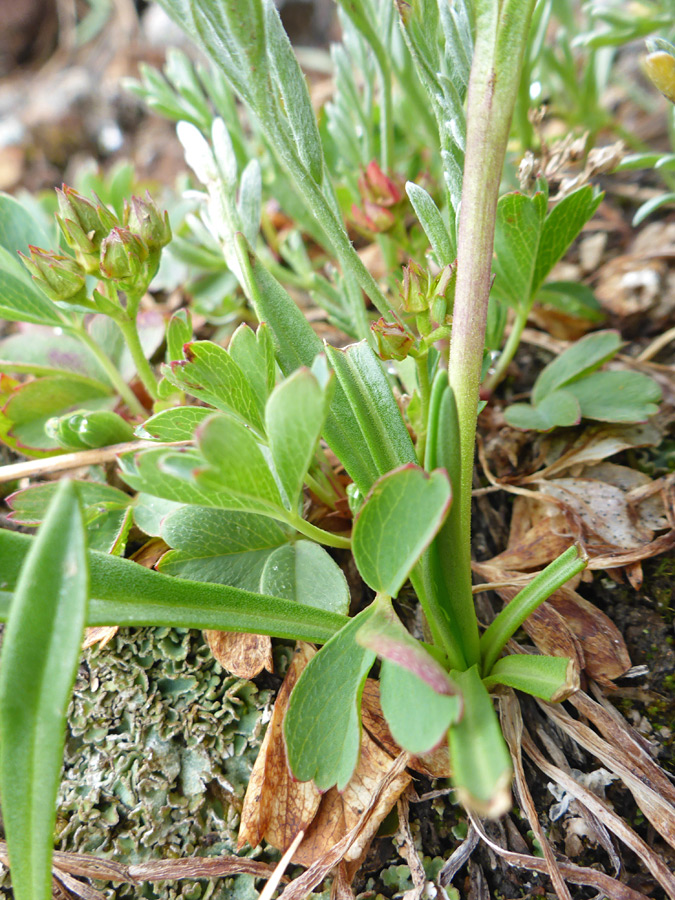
[266,368,330,508]
[0,192,53,257]
[406,181,455,264]
[284,605,376,790]
[532,330,622,404]
[633,192,675,226]
[536,281,604,322]
[492,191,546,310]
[0,376,111,455]
[136,406,213,441]
[380,660,461,755]
[0,480,88,900]
[165,308,193,362]
[325,341,417,476]
[237,239,379,493]
[161,341,265,433]
[0,528,347,644]
[264,0,324,184]
[237,160,262,243]
[45,409,134,449]
[132,494,185,536]
[356,593,456,693]
[503,390,581,432]
[480,546,587,675]
[260,541,350,614]
[448,666,512,817]
[158,506,288,591]
[0,268,64,327]
[352,465,451,597]
[482,653,578,702]
[85,503,134,555]
[119,448,242,508]
[196,412,284,513]
[565,370,661,423]
[7,480,130,526]
[0,330,110,387]
[531,186,603,295]
[228,322,275,410]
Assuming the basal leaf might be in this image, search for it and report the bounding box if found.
[565,369,662,423]
[356,593,456,694]
[0,269,64,327]
[448,666,512,818]
[532,330,622,404]
[85,503,134,555]
[0,330,110,385]
[259,540,350,614]
[536,281,604,322]
[132,493,184,536]
[504,390,581,432]
[0,192,53,257]
[492,190,545,310]
[7,480,130,526]
[0,480,88,900]
[353,465,451,597]
[158,506,288,591]
[379,659,461,755]
[0,528,347,644]
[161,340,265,433]
[119,447,240,508]
[284,605,376,791]
[482,653,578,702]
[195,412,284,512]
[136,406,213,441]
[227,322,275,410]
[265,368,330,508]
[532,185,603,295]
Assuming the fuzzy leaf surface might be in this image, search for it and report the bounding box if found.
[0,480,88,900]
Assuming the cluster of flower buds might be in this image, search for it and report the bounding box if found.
[401,259,456,326]
[21,185,172,307]
[371,316,415,361]
[351,161,404,233]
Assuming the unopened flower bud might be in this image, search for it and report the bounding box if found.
[19,245,87,304]
[359,160,403,206]
[124,192,172,253]
[644,39,675,104]
[56,185,120,274]
[100,227,149,286]
[401,260,428,313]
[371,317,415,361]
[351,201,396,234]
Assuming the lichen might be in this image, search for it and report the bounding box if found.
[1,628,274,899]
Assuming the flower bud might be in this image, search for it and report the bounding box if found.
[371,317,415,361]
[351,201,396,234]
[100,227,149,287]
[19,245,87,304]
[359,160,403,206]
[401,260,428,313]
[56,185,119,274]
[124,192,172,252]
[644,39,675,104]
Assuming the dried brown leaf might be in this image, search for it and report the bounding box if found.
[205,629,273,679]
[82,626,118,649]
[238,642,320,851]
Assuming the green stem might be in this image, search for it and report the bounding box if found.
[305,471,338,510]
[410,565,466,671]
[414,353,431,463]
[483,305,529,395]
[116,314,160,402]
[447,0,537,614]
[73,327,145,417]
[285,512,351,549]
[480,546,586,675]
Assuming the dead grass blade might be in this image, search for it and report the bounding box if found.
[396,794,427,900]
[258,831,305,900]
[438,824,480,887]
[53,869,107,900]
[276,752,410,900]
[521,730,675,897]
[466,812,653,900]
[499,693,573,900]
[538,698,675,850]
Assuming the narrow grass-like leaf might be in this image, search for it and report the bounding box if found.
[406,181,455,264]
[265,368,330,508]
[352,465,451,597]
[284,605,376,790]
[448,666,512,818]
[482,653,578,702]
[480,546,587,675]
[260,540,350,614]
[380,659,461,755]
[0,529,347,644]
[0,480,88,900]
